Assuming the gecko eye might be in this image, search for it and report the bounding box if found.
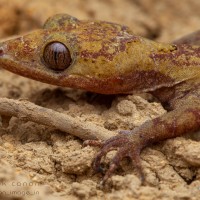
[43,42,72,70]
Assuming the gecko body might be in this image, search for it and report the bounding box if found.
[0,14,200,184]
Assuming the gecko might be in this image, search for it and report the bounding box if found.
[0,14,199,184]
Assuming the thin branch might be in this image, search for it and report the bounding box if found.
[0,97,116,140]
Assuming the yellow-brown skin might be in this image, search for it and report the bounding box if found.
[0,14,200,184]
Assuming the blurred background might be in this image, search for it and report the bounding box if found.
[0,0,199,42]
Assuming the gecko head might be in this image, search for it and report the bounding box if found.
[0,14,169,94]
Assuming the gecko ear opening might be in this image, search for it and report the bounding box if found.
[42,42,72,70]
[43,14,79,29]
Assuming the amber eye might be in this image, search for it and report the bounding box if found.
[43,42,72,70]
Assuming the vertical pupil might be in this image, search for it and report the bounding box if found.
[43,42,72,70]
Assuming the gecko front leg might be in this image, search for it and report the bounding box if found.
[89,93,200,184]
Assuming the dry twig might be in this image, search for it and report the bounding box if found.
[0,97,116,140]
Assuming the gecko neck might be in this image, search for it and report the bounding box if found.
[142,43,200,103]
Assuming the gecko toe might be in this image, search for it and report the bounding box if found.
[91,135,128,173]
[92,143,117,173]
[100,147,129,184]
[129,151,145,183]
[92,134,144,184]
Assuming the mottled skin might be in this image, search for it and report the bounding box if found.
[0,14,200,184]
